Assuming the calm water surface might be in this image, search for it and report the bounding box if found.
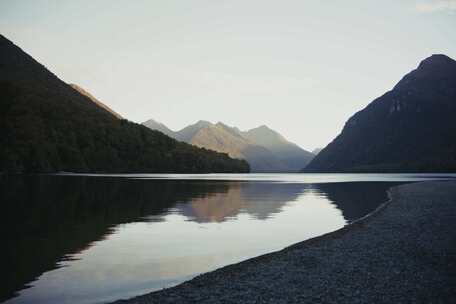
[2,173,455,304]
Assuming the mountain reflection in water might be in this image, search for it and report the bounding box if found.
[2,175,400,304]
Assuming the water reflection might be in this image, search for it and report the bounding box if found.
[315,182,401,222]
[1,175,226,302]
[1,175,404,304]
[177,182,307,222]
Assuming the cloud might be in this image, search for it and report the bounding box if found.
[416,0,456,12]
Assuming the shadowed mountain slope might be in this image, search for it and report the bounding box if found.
[0,35,249,173]
[304,54,456,172]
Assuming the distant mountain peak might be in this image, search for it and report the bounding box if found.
[215,121,228,127]
[246,125,284,141]
[142,118,165,127]
[215,122,238,131]
[195,120,212,127]
[248,125,273,132]
[143,118,160,124]
[142,118,176,137]
[143,119,314,172]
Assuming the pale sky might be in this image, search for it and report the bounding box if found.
[1,0,455,151]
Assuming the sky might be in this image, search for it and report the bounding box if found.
[1,0,456,151]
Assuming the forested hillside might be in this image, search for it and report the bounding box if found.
[0,35,249,173]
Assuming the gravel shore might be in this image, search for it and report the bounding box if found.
[113,181,456,303]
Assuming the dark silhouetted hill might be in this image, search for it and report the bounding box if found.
[304,54,456,172]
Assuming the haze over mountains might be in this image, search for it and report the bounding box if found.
[0,35,249,173]
[304,54,456,172]
[143,119,314,172]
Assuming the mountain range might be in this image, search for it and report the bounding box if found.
[304,54,456,172]
[0,35,249,173]
[2,33,454,174]
[143,119,314,172]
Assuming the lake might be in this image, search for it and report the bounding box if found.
[2,173,455,304]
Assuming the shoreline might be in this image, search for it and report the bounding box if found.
[113,181,456,303]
